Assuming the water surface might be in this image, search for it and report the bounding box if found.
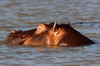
[0,0,100,66]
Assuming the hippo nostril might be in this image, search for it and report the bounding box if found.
[10,30,23,34]
[10,30,16,33]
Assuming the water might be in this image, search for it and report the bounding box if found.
[0,0,100,66]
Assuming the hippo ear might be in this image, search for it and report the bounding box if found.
[52,21,57,32]
[67,22,72,27]
[67,22,70,25]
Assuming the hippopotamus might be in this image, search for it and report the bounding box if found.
[6,22,95,47]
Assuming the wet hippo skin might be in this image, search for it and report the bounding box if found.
[50,23,95,47]
[6,29,36,45]
[23,22,55,46]
[6,22,52,45]
[23,22,94,47]
[7,22,95,47]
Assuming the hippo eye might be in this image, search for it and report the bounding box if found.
[38,27,41,30]
[37,26,42,30]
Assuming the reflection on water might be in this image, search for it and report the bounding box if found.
[0,0,100,66]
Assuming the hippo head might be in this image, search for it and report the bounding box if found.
[6,22,53,46]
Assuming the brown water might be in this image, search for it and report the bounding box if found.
[0,0,100,66]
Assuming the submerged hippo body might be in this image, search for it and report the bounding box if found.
[7,22,95,47]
